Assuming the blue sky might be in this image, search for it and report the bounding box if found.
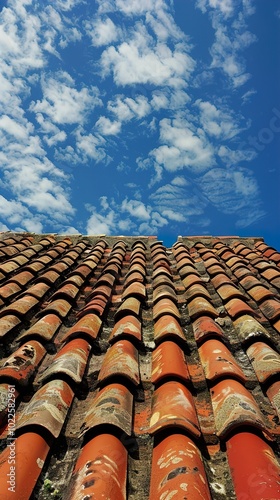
[0,0,279,249]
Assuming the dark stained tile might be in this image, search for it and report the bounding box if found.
[38,338,91,385]
[80,383,133,437]
[17,379,74,437]
[211,379,270,438]
[0,340,45,386]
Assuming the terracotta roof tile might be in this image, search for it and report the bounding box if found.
[227,432,280,500]
[0,233,279,498]
[154,314,186,343]
[62,314,102,343]
[67,434,127,499]
[149,381,201,437]
[17,313,62,343]
[0,340,45,386]
[151,341,190,384]
[98,340,139,386]
[38,338,90,385]
[37,298,72,319]
[0,314,22,339]
[188,296,218,319]
[153,298,181,322]
[109,315,142,343]
[199,339,246,382]
[211,379,270,438]
[150,434,211,500]
[80,383,133,437]
[17,379,74,437]
[246,341,280,383]
[225,297,259,319]
[0,432,50,499]
[192,315,224,343]
[233,315,271,343]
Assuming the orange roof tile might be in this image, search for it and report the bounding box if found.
[0,233,278,498]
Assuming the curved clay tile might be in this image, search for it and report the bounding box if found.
[20,282,50,300]
[199,339,246,383]
[192,316,224,343]
[67,434,127,500]
[154,314,185,344]
[267,381,280,418]
[98,340,139,386]
[149,381,201,438]
[8,270,34,287]
[182,273,206,290]
[17,379,74,438]
[150,434,211,500]
[109,315,142,343]
[186,283,211,302]
[37,298,72,319]
[247,285,274,303]
[49,283,80,304]
[16,314,62,343]
[211,379,270,438]
[216,284,245,303]
[62,314,102,344]
[246,342,280,384]
[0,282,22,302]
[153,298,180,322]
[122,282,146,302]
[0,315,22,340]
[233,315,271,344]
[38,338,91,385]
[225,298,259,319]
[115,298,141,321]
[227,431,280,500]
[0,383,20,426]
[80,383,133,437]
[124,271,145,288]
[151,341,190,384]
[0,432,50,499]
[0,340,45,386]
[0,295,39,319]
[259,299,280,321]
[188,296,218,320]
[153,284,177,304]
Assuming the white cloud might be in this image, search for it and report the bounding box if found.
[195,99,245,139]
[121,198,150,220]
[150,117,214,173]
[30,72,101,125]
[100,23,195,88]
[218,145,257,165]
[107,94,151,122]
[95,116,122,136]
[196,0,235,17]
[85,17,120,46]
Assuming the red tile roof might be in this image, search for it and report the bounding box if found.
[0,232,279,499]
